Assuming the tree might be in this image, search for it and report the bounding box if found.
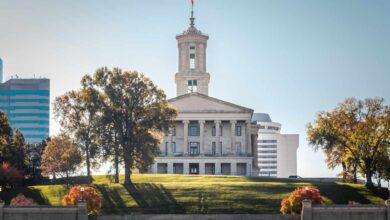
[280,186,324,215]
[89,67,177,184]
[40,134,82,180]
[0,162,22,189]
[25,137,50,183]
[307,97,390,187]
[0,112,27,176]
[63,186,102,215]
[54,88,102,183]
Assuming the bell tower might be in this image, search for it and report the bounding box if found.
[175,2,210,96]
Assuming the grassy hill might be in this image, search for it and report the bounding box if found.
[1,174,387,214]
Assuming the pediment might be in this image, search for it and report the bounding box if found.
[169,93,253,113]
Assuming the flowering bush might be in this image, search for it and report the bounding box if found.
[0,162,23,188]
[63,186,102,215]
[10,194,37,206]
[280,186,324,215]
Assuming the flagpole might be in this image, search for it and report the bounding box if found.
[190,0,195,27]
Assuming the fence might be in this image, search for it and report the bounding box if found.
[0,202,88,220]
[301,199,390,220]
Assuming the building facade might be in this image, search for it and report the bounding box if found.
[0,58,3,83]
[0,78,50,143]
[149,10,259,176]
[252,113,299,178]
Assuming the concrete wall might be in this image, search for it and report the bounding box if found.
[301,199,390,220]
[98,214,300,220]
[0,202,87,220]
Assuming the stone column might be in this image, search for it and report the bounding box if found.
[386,200,390,220]
[183,162,189,174]
[230,120,237,155]
[77,202,88,220]
[231,163,237,176]
[253,134,259,168]
[215,162,221,175]
[151,163,158,174]
[168,162,174,174]
[199,163,205,175]
[215,120,221,156]
[199,120,205,155]
[168,134,173,155]
[0,201,4,220]
[301,199,313,220]
[246,163,252,176]
[183,120,189,156]
[246,120,252,155]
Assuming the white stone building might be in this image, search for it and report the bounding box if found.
[148,8,298,177]
[149,8,296,177]
[252,113,299,178]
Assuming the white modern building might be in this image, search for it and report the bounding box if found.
[252,113,299,178]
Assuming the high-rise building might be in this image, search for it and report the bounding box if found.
[0,58,3,83]
[252,113,299,178]
[0,78,50,143]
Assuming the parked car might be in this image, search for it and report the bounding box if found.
[288,175,302,179]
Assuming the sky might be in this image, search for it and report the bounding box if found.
[0,0,389,177]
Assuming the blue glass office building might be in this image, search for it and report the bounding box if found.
[0,78,50,143]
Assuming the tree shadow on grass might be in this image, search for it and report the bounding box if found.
[315,182,373,204]
[123,183,185,214]
[1,187,51,205]
[94,184,126,214]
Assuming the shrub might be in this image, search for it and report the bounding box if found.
[280,186,324,215]
[0,162,23,188]
[10,194,37,206]
[63,186,102,215]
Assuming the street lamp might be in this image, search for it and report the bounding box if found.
[80,187,85,202]
[388,185,390,200]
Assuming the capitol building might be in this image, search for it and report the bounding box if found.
[148,8,298,177]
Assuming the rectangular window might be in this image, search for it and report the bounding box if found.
[190,46,196,69]
[172,127,176,136]
[212,126,216,136]
[189,142,199,155]
[187,80,197,93]
[220,142,223,154]
[212,142,216,155]
[189,125,200,136]
[236,125,242,136]
[259,140,277,143]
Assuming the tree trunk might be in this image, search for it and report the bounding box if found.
[365,161,374,187]
[353,163,358,184]
[342,161,347,183]
[377,177,382,188]
[85,142,91,184]
[124,157,132,185]
[114,151,119,183]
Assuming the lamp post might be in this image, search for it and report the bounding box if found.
[80,187,85,203]
[388,185,390,200]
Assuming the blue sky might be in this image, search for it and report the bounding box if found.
[0,0,389,177]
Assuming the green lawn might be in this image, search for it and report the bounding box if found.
[1,174,387,214]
